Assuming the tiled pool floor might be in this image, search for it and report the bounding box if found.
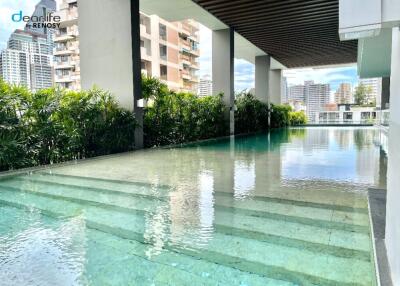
[0,128,385,285]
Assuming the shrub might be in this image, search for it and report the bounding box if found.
[289,110,307,126]
[270,104,292,128]
[143,76,226,147]
[0,79,136,171]
[234,92,269,134]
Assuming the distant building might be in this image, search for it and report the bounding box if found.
[334,83,352,104]
[198,75,212,96]
[24,0,57,50]
[305,81,330,122]
[288,84,305,102]
[358,78,382,105]
[0,29,53,91]
[0,0,56,91]
[316,104,377,124]
[287,81,329,122]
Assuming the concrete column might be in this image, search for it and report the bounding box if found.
[381,77,390,109]
[212,28,234,135]
[78,0,143,148]
[130,0,144,148]
[386,26,400,286]
[255,55,270,104]
[255,55,282,105]
[269,69,283,105]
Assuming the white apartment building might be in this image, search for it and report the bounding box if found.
[358,77,382,105]
[305,81,330,122]
[0,30,53,91]
[53,0,80,90]
[198,75,212,96]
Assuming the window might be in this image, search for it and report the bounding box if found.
[159,44,167,60]
[159,24,167,41]
[160,65,167,80]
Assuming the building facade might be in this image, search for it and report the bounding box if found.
[53,2,200,93]
[198,75,212,96]
[358,77,382,105]
[334,82,352,104]
[305,81,330,122]
[53,0,80,90]
[139,14,200,93]
[0,30,53,91]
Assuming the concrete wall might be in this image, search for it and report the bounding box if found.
[255,55,270,104]
[386,26,400,286]
[78,0,134,110]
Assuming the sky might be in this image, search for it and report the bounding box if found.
[0,0,358,93]
[0,0,37,49]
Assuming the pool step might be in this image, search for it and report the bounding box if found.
[35,172,368,213]
[0,178,372,255]
[0,186,374,286]
[14,174,369,232]
[0,205,295,286]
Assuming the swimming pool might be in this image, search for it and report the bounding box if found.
[0,127,385,285]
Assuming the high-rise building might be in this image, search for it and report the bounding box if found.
[335,82,352,104]
[304,81,330,122]
[139,14,200,93]
[24,0,57,49]
[358,78,382,105]
[0,29,53,91]
[198,75,212,96]
[0,0,55,91]
[53,0,80,90]
[53,2,200,93]
[288,85,305,102]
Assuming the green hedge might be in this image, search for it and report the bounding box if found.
[270,104,307,127]
[142,76,227,147]
[234,92,268,134]
[0,80,136,171]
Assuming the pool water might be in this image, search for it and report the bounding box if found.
[0,127,386,286]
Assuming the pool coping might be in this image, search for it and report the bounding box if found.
[368,188,393,286]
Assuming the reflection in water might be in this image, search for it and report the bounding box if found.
[1,127,386,285]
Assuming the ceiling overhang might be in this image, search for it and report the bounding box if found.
[194,0,358,68]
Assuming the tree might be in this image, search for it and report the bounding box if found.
[354,83,373,106]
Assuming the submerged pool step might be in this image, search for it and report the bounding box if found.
[0,183,372,259]
[14,174,369,232]
[0,178,371,254]
[35,172,368,214]
[0,205,297,286]
[0,186,374,286]
[0,179,369,250]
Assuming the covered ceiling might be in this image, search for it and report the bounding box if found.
[193,0,358,68]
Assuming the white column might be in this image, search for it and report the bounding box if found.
[212,28,234,135]
[255,55,270,104]
[386,26,400,286]
[255,55,283,105]
[269,69,283,105]
[79,0,134,110]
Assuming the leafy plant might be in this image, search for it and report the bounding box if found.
[270,104,292,128]
[143,76,226,147]
[289,110,307,126]
[234,92,269,134]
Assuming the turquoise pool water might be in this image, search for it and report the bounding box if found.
[0,127,385,285]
